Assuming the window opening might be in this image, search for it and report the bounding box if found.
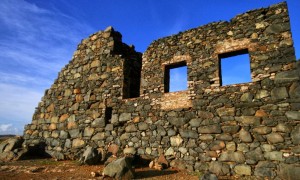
[164,61,188,92]
[219,49,251,86]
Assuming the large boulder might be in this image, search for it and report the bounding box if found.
[0,137,25,162]
[103,156,134,180]
[79,146,101,165]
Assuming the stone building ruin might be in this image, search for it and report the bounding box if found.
[23,2,300,178]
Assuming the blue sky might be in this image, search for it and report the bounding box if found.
[0,0,299,135]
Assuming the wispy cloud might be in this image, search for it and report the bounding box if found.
[0,0,95,134]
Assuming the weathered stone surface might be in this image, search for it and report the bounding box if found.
[264,151,284,161]
[209,161,230,176]
[234,164,251,176]
[72,138,85,148]
[92,132,105,140]
[119,113,131,122]
[286,111,300,120]
[253,126,272,135]
[91,118,105,128]
[169,117,189,127]
[278,163,300,180]
[236,116,260,125]
[170,135,183,147]
[274,70,299,84]
[219,151,245,163]
[239,128,252,143]
[200,173,218,180]
[289,82,300,98]
[271,87,288,100]
[125,124,137,132]
[221,125,240,134]
[124,147,136,155]
[240,93,254,102]
[198,125,221,134]
[291,125,300,144]
[103,157,134,179]
[138,122,148,130]
[189,118,201,127]
[179,130,198,139]
[79,146,100,165]
[266,133,284,144]
[84,127,94,137]
[216,107,235,116]
[245,147,265,163]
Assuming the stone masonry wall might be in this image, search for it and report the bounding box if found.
[24,2,300,178]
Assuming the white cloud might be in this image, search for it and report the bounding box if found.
[0,0,95,135]
[0,124,12,132]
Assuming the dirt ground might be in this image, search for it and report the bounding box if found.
[0,158,200,180]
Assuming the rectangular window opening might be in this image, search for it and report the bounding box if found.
[104,107,113,124]
[164,61,188,93]
[219,49,252,86]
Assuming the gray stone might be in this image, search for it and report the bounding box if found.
[169,117,189,127]
[234,164,251,176]
[69,129,80,138]
[179,130,198,139]
[216,107,235,116]
[200,172,218,180]
[291,125,300,144]
[198,125,221,134]
[221,125,240,134]
[261,144,275,152]
[125,124,137,132]
[138,122,148,131]
[91,118,105,128]
[240,93,254,102]
[255,90,270,99]
[278,163,300,180]
[170,135,183,147]
[200,134,214,141]
[0,137,23,153]
[253,126,272,135]
[167,129,176,136]
[157,126,166,136]
[84,127,94,137]
[245,147,265,163]
[286,111,300,120]
[189,118,201,127]
[289,82,300,98]
[226,142,236,151]
[45,150,65,161]
[216,134,232,141]
[59,130,69,139]
[254,167,276,177]
[264,151,284,161]
[209,161,230,176]
[239,128,252,143]
[91,132,105,140]
[103,157,134,179]
[119,113,131,122]
[271,87,288,100]
[274,70,299,84]
[265,22,290,34]
[236,116,260,125]
[120,133,130,141]
[79,146,100,165]
[123,147,136,155]
[219,151,245,163]
[266,133,284,144]
[165,147,174,156]
[276,123,291,133]
[105,124,113,131]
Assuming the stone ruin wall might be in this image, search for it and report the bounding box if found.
[23,2,300,178]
